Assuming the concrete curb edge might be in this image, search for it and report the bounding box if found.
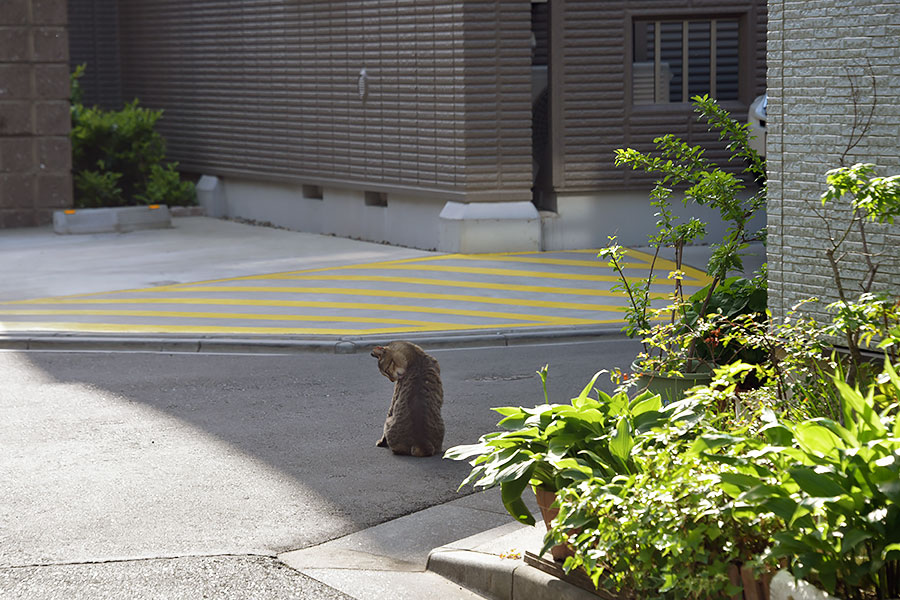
[0,326,626,354]
[427,546,601,600]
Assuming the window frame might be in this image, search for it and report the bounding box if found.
[624,7,755,115]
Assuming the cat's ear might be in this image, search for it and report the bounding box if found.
[371,346,384,358]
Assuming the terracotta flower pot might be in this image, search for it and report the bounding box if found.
[534,486,576,562]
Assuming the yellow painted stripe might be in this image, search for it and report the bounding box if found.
[8,297,625,320]
[245,275,687,295]
[81,285,675,307]
[325,262,664,283]
[0,308,489,327]
[0,319,623,336]
[448,254,649,269]
[0,305,600,326]
[275,271,698,289]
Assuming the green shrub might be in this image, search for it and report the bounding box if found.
[70,65,196,208]
[701,361,900,599]
[136,162,197,206]
[548,420,780,599]
[72,169,124,208]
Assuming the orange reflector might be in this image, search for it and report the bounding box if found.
[64,209,76,214]
[149,205,160,210]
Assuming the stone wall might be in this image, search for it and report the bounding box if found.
[767,0,900,320]
[0,0,73,228]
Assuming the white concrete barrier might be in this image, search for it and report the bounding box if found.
[53,205,172,234]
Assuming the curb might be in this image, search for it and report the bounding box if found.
[427,546,600,600]
[0,326,626,354]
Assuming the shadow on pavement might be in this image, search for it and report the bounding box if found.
[3,340,639,567]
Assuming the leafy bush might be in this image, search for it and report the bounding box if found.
[70,65,196,208]
[700,361,900,599]
[547,417,780,599]
[72,169,124,208]
[136,162,197,206]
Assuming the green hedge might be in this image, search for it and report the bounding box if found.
[70,65,196,209]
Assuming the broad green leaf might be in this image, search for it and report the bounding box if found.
[457,465,486,490]
[629,394,661,416]
[840,528,872,553]
[633,410,665,434]
[492,406,523,417]
[609,417,634,466]
[760,422,794,446]
[571,371,603,409]
[789,466,846,498]
[717,472,764,491]
[607,392,628,418]
[760,496,801,522]
[876,477,900,503]
[500,470,536,525]
[834,377,885,438]
[694,433,742,453]
[742,482,792,503]
[795,422,845,457]
[443,442,491,461]
[493,453,537,484]
[883,543,900,560]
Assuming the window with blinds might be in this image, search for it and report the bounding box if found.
[632,18,740,105]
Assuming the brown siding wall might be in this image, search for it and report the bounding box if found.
[554,0,767,194]
[0,0,73,227]
[462,0,533,201]
[115,0,532,203]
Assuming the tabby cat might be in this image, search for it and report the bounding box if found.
[371,341,444,457]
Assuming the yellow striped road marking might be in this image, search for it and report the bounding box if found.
[234,276,679,297]
[9,297,626,316]
[452,255,646,268]
[303,262,676,285]
[272,249,711,284]
[225,275,672,302]
[0,319,624,336]
[80,286,653,308]
[0,306,601,326]
[0,246,704,336]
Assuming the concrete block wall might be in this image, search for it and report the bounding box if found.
[767,0,900,321]
[0,0,73,228]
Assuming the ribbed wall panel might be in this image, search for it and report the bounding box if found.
[117,1,493,197]
[461,0,532,199]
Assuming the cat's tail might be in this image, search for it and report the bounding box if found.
[410,444,437,457]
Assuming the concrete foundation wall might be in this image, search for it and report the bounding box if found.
[221,178,447,251]
[767,0,900,320]
[543,191,764,253]
[0,0,73,227]
[213,175,762,257]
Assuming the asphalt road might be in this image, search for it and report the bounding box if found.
[0,338,640,598]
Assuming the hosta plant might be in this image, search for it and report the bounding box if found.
[444,366,690,526]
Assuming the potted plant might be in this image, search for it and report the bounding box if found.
[602,95,768,401]
[444,366,690,560]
